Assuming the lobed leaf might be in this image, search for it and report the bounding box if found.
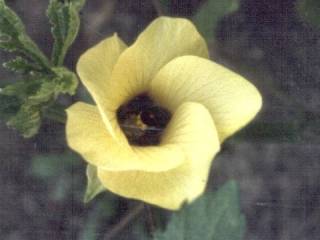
[0,0,50,71]
[154,181,246,240]
[47,0,82,66]
[52,67,79,95]
[3,57,43,73]
[0,0,81,137]
[7,103,41,138]
[71,0,86,11]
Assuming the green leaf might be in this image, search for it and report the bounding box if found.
[0,0,50,70]
[71,0,86,11]
[296,0,320,28]
[28,81,55,105]
[47,0,83,66]
[1,79,42,100]
[7,103,41,138]
[0,68,77,137]
[84,164,106,203]
[193,0,239,40]
[52,67,79,95]
[0,0,81,138]
[1,77,53,137]
[154,181,246,240]
[1,77,55,104]
[3,57,43,73]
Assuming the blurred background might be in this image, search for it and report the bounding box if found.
[0,0,319,239]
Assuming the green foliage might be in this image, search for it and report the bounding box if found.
[84,164,106,203]
[7,103,41,137]
[47,0,84,66]
[193,0,239,40]
[52,66,78,95]
[3,57,43,73]
[153,181,246,240]
[1,77,47,137]
[0,0,83,137]
[0,67,78,137]
[296,0,320,28]
[71,0,86,11]
[0,0,50,72]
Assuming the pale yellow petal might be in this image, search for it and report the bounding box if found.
[76,34,127,138]
[103,17,209,114]
[66,102,186,172]
[150,56,262,142]
[97,102,220,210]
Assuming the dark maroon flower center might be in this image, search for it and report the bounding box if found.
[116,93,171,146]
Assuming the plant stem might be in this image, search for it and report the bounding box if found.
[103,203,145,240]
[145,204,156,237]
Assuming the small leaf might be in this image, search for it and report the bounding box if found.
[71,0,86,11]
[84,164,106,203]
[1,77,54,137]
[7,103,41,138]
[52,67,79,95]
[3,56,42,73]
[0,0,81,138]
[0,0,50,70]
[296,0,320,28]
[1,79,41,100]
[193,0,239,40]
[47,0,82,66]
[28,81,55,105]
[154,181,246,240]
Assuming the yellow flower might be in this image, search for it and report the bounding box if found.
[66,17,262,210]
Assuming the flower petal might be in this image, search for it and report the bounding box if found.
[76,34,127,138]
[66,102,186,172]
[150,56,262,142]
[97,102,220,210]
[103,17,209,114]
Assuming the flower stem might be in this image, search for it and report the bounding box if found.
[145,204,156,237]
[103,203,145,240]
